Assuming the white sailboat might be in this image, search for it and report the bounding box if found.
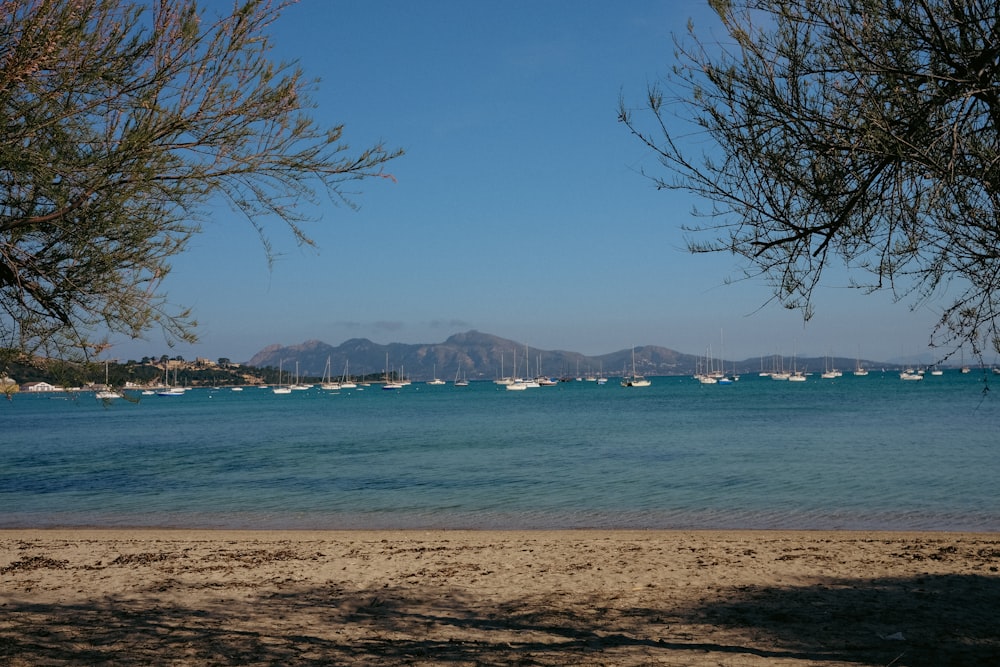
[290,361,311,390]
[427,364,446,385]
[850,346,867,376]
[505,345,534,390]
[494,352,514,385]
[95,361,121,399]
[788,349,807,381]
[621,347,651,387]
[320,356,341,390]
[339,361,357,389]
[157,364,185,396]
[821,353,839,379]
[272,360,292,394]
[504,345,526,389]
[770,352,791,380]
[383,353,403,390]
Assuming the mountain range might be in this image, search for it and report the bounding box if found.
[245,330,889,380]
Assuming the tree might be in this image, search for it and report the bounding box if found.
[0,0,401,362]
[619,0,1000,361]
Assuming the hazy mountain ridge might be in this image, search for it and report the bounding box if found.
[245,330,892,380]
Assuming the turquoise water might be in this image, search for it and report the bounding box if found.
[3,371,998,530]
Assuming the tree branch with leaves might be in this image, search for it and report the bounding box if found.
[619,0,1000,363]
[0,0,401,364]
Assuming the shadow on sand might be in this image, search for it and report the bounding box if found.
[3,569,999,665]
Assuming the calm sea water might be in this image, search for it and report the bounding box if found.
[3,371,998,531]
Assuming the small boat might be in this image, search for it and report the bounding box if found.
[382,353,403,389]
[320,357,340,390]
[787,349,806,381]
[339,361,357,389]
[272,360,292,394]
[852,346,869,376]
[157,364,185,396]
[289,362,312,390]
[899,371,924,381]
[621,348,651,387]
[427,364,446,385]
[95,362,121,399]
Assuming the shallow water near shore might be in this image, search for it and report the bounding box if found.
[3,370,998,530]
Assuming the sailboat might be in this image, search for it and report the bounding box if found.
[383,353,403,390]
[453,365,469,387]
[157,364,186,396]
[339,360,357,389]
[770,352,791,380]
[621,347,651,387]
[427,364,446,385]
[500,347,528,391]
[95,361,121,399]
[788,346,807,381]
[821,352,839,379]
[272,360,292,394]
[320,356,341,390]
[290,361,312,390]
[520,344,540,387]
[494,352,514,385]
[853,347,869,376]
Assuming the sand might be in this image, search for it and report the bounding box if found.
[2,529,999,666]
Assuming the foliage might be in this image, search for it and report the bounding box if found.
[619,0,1000,360]
[0,0,401,364]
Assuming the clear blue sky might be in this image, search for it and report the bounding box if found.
[110,0,950,365]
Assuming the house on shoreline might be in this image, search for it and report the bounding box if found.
[20,381,58,392]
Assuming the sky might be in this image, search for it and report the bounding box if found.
[108,0,954,365]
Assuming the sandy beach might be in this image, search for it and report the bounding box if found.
[2,530,998,666]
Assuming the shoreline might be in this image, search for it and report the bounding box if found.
[4,529,999,665]
[4,526,1000,535]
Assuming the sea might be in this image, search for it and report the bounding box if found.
[3,370,998,532]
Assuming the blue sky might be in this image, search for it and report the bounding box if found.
[110,0,951,364]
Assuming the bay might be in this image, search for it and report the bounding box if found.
[2,371,998,531]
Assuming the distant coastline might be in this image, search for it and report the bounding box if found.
[6,330,987,391]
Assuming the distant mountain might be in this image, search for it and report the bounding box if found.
[245,330,888,380]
